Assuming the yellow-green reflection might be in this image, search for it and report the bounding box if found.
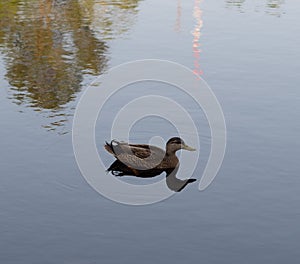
[225,0,245,12]
[265,0,284,17]
[80,0,140,39]
[0,0,141,133]
[225,0,284,16]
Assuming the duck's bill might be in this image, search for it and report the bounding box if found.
[182,144,196,151]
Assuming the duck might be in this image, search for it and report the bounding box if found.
[104,137,196,174]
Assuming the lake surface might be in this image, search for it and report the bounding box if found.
[1,0,300,263]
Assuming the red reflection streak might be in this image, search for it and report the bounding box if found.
[174,0,181,32]
[192,0,203,76]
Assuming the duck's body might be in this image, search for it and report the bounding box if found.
[104,137,195,172]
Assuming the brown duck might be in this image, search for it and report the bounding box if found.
[104,137,196,176]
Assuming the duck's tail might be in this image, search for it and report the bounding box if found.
[104,140,115,155]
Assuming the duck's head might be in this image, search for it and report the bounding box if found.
[166,137,196,154]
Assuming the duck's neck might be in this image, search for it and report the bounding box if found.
[165,148,177,156]
[165,149,179,168]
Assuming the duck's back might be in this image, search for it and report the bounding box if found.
[105,141,166,170]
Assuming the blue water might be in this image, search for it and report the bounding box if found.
[1,0,300,263]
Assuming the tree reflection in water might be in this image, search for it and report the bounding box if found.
[225,0,285,17]
[0,0,141,134]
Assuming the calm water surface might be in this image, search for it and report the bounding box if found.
[1,0,300,263]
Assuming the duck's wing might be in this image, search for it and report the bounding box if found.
[108,141,165,170]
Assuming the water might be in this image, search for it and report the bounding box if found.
[1,0,300,263]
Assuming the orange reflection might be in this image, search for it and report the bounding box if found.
[174,0,181,32]
[192,0,203,76]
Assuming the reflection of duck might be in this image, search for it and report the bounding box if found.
[104,137,197,192]
[165,167,197,192]
[107,160,197,192]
